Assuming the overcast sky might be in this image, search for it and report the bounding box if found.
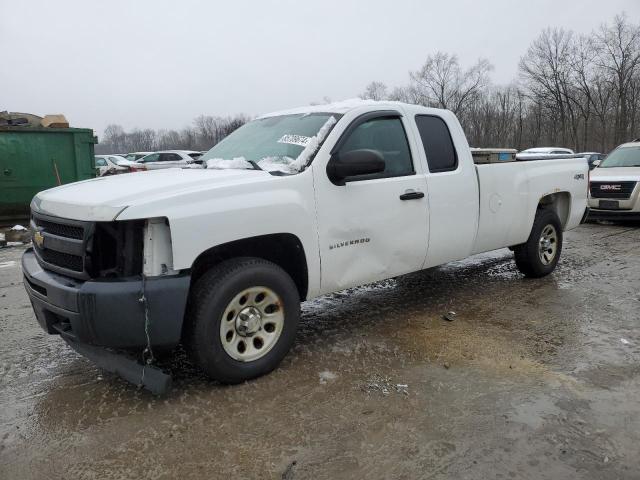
[2,0,639,134]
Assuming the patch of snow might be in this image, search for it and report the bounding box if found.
[206,157,253,170]
[259,98,390,118]
[257,156,297,174]
[288,116,337,172]
[0,261,16,268]
[319,370,338,384]
[620,338,631,345]
[10,225,27,231]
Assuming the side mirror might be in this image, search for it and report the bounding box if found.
[327,149,385,185]
[592,159,601,168]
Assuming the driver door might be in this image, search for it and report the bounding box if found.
[312,111,429,294]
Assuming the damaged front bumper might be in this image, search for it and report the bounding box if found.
[22,248,190,394]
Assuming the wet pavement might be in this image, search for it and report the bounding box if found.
[1,222,639,479]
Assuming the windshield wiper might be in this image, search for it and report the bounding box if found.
[247,160,263,171]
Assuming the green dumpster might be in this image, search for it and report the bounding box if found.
[0,127,97,221]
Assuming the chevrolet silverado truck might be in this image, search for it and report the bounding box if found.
[22,100,589,393]
[588,140,640,220]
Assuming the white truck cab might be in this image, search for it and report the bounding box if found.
[22,100,589,393]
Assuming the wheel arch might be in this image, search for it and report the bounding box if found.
[538,191,571,230]
[189,233,309,301]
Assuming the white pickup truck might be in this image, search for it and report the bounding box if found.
[22,100,589,393]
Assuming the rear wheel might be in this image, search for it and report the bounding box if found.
[186,257,300,383]
[514,208,563,278]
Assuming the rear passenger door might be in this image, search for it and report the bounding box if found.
[412,114,479,267]
[313,111,429,293]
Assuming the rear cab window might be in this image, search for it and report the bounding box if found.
[414,115,458,173]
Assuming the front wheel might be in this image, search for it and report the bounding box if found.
[185,257,300,383]
[513,208,563,278]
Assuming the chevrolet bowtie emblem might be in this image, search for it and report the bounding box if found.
[33,230,44,248]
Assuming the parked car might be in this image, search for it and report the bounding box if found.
[136,150,203,170]
[123,152,153,162]
[516,147,575,160]
[22,100,589,393]
[578,152,606,170]
[588,141,640,220]
[94,155,129,176]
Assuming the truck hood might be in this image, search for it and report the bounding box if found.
[32,168,269,221]
[590,166,640,182]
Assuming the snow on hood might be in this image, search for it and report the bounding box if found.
[206,157,253,170]
[32,167,267,221]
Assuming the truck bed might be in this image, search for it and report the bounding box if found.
[472,157,588,254]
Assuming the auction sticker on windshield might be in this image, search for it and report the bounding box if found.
[278,134,311,147]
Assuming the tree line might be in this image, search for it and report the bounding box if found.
[361,13,640,153]
[95,115,249,154]
[97,13,639,155]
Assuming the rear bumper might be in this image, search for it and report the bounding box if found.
[587,209,640,221]
[22,248,190,349]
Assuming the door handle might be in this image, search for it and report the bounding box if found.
[399,191,424,200]
[3,169,12,176]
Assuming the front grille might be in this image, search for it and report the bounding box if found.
[33,218,83,240]
[31,212,90,279]
[31,211,144,280]
[590,181,636,199]
[41,249,84,272]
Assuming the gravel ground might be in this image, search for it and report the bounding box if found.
[1,222,639,479]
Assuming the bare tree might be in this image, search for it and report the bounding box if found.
[594,13,640,144]
[360,81,388,101]
[409,52,493,115]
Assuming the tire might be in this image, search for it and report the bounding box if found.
[513,208,563,278]
[185,257,300,383]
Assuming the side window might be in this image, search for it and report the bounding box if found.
[95,158,107,167]
[142,153,160,163]
[338,117,413,179]
[158,153,181,162]
[415,115,458,173]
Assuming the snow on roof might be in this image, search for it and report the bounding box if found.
[522,147,573,153]
[258,98,403,118]
[618,141,640,148]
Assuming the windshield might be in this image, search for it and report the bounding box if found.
[201,113,339,174]
[599,146,640,168]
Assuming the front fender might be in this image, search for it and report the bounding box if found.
[117,170,321,297]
